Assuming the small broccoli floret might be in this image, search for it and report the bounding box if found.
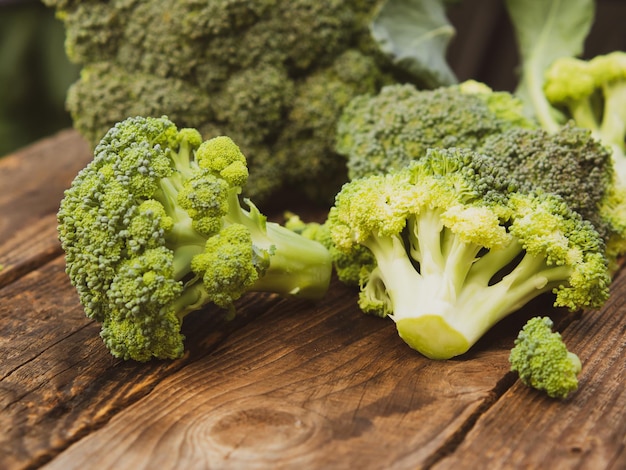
[327,148,611,359]
[58,116,332,361]
[509,316,582,399]
[543,58,598,130]
[336,81,536,180]
[543,52,626,184]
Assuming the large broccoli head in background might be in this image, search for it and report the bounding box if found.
[45,0,443,203]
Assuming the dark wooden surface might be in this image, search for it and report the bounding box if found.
[1,129,625,470]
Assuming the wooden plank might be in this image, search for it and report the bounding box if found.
[431,267,626,470]
[38,276,543,470]
[0,129,92,288]
[0,256,284,470]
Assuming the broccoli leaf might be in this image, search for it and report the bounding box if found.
[370,0,457,88]
[505,0,595,130]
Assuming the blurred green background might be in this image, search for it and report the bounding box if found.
[0,0,79,157]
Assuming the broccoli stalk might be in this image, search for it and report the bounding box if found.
[510,316,582,399]
[327,148,611,360]
[58,116,332,361]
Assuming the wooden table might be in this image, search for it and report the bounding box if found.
[1,130,625,470]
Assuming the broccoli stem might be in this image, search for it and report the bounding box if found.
[525,67,561,133]
[249,221,332,299]
[569,100,600,134]
[364,227,573,359]
[599,82,626,184]
[600,82,626,151]
[219,193,332,300]
[170,281,215,322]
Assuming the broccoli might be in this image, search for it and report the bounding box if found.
[509,316,582,399]
[477,123,619,241]
[326,147,611,359]
[542,52,626,184]
[57,116,332,362]
[285,212,376,286]
[336,81,535,181]
[43,0,424,203]
[335,81,626,265]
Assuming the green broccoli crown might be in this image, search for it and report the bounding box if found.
[58,116,332,361]
[478,123,617,240]
[543,57,597,106]
[335,81,536,180]
[327,148,611,359]
[47,0,403,203]
[509,316,582,399]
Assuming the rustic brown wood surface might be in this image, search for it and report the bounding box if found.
[1,130,625,470]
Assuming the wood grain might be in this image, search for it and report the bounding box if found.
[431,268,626,470]
[0,130,92,289]
[0,256,285,470]
[37,278,526,470]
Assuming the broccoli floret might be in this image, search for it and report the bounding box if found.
[542,52,626,184]
[66,62,212,147]
[45,0,410,203]
[477,123,618,241]
[336,81,536,180]
[509,316,582,399]
[326,148,611,359]
[57,116,332,362]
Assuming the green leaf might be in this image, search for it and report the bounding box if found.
[505,0,595,130]
[370,0,457,88]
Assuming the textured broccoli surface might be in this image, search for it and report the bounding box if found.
[510,316,582,399]
[335,81,535,180]
[57,116,332,361]
[326,148,611,359]
[44,0,410,203]
[477,123,617,240]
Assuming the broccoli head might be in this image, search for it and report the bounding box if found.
[509,316,582,399]
[326,148,611,359]
[543,52,626,185]
[57,116,332,361]
[336,81,626,265]
[336,81,536,180]
[477,123,619,240]
[45,0,409,203]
